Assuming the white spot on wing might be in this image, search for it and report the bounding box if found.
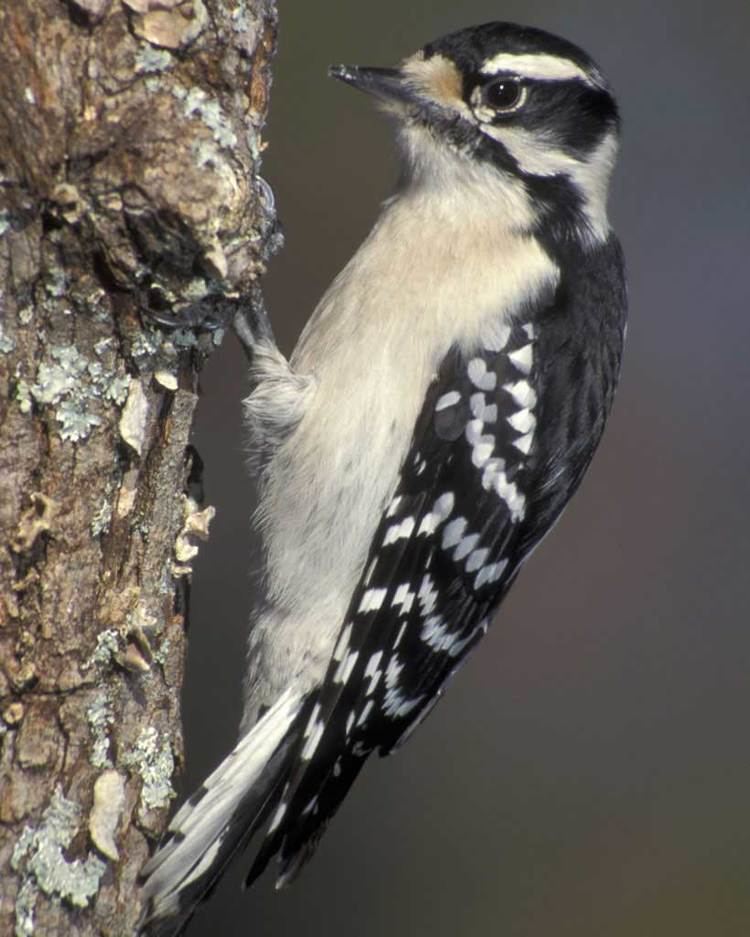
[418,492,455,535]
[384,515,416,545]
[364,651,383,696]
[513,432,534,455]
[420,616,478,658]
[303,703,321,738]
[472,440,495,467]
[508,408,536,434]
[481,458,505,491]
[393,621,408,649]
[334,649,359,684]
[332,624,352,662]
[392,583,416,615]
[386,496,402,518]
[504,380,537,409]
[466,548,489,573]
[418,574,439,615]
[359,588,387,614]
[474,559,509,589]
[356,699,375,728]
[465,419,485,445]
[470,393,487,420]
[494,472,526,521]
[301,718,324,761]
[442,517,467,550]
[468,358,497,391]
[454,533,480,561]
[268,801,287,834]
[509,344,533,374]
[382,654,424,718]
[435,390,460,411]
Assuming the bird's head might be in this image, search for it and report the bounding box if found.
[330,22,620,246]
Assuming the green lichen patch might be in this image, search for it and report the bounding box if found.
[11,788,107,910]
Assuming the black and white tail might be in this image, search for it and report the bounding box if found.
[138,689,306,936]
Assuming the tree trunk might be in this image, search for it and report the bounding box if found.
[0,1,277,933]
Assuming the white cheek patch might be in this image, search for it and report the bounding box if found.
[483,126,618,243]
[484,125,580,178]
[480,52,600,88]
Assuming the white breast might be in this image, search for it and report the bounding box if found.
[253,144,559,691]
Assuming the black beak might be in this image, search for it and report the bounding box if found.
[328,65,420,108]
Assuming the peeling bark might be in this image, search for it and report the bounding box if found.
[0,1,278,933]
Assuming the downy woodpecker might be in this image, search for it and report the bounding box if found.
[141,21,627,933]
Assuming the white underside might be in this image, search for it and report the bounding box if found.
[245,134,560,717]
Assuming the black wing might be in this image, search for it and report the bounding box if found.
[251,241,626,883]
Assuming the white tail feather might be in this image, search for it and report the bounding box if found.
[140,689,303,927]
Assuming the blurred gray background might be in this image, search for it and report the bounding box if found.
[181,1,750,934]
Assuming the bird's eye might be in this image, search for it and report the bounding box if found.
[482,78,525,113]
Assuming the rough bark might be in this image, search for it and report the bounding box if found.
[0,1,278,933]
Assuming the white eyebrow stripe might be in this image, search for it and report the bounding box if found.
[480,52,596,86]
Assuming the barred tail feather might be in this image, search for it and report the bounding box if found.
[139,689,306,936]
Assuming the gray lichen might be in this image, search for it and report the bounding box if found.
[86,690,115,768]
[14,879,37,937]
[30,346,88,405]
[90,492,114,537]
[124,726,175,811]
[87,629,120,669]
[0,320,15,354]
[171,328,199,349]
[11,788,107,910]
[135,45,173,74]
[231,0,255,34]
[152,637,171,666]
[44,267,68,299]
[56,399,102,442]
[21,344,132,442]
[178,86,238,149]
[14,379,32,414]
[130,325,180,373]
